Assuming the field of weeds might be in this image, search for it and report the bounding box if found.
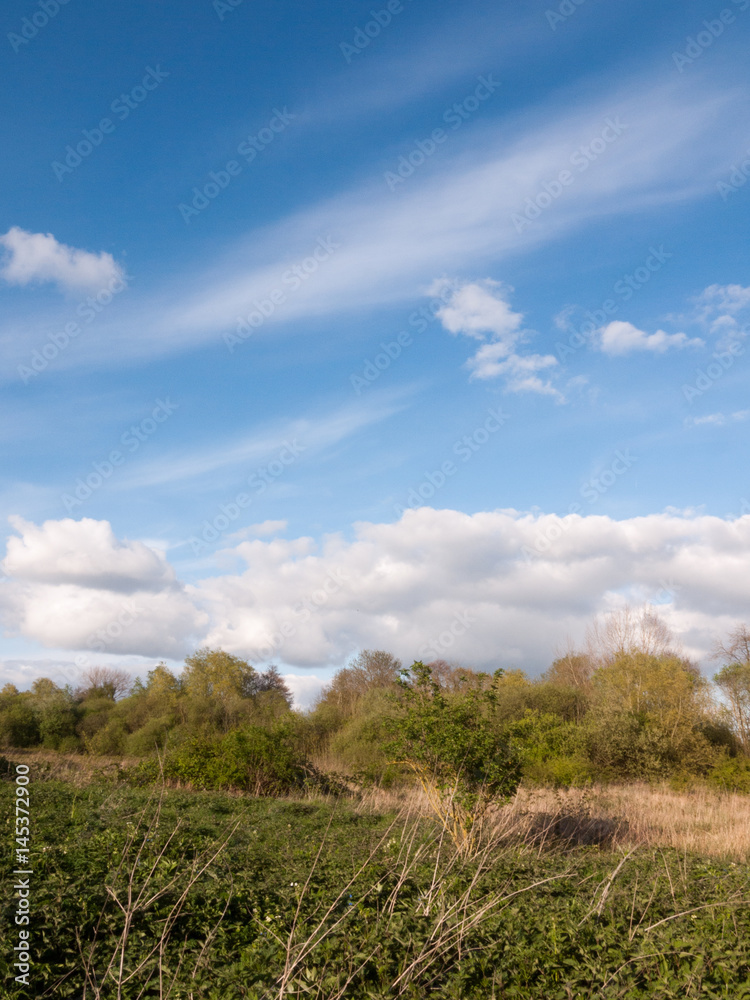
[1,765,749,998]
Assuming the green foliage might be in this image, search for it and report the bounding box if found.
[2,779,750,999]
[38,699,78,750]
[123,714,174,756]
[182,647,257,700]
[525,753,594,788]
[582,652,719,780]
[502,710,593,787]
[385,662,522,847]
[86,715,128,755]
[0,650,297,763]
[714,659,750,753]
[134,723,306,794]
[2,640,750,797]
[330,704,400,785]
[705,754,750,793]
[502,709,581,764]
[0,700,39,747]
[313,648,401,719]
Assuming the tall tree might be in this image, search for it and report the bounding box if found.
[713,624,750,752]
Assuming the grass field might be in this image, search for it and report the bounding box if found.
[1,758,750,998]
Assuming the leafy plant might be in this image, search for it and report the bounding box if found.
[385,662,522,850]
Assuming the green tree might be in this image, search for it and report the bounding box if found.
[385,662,522,851]
[586,652,716,778]
[315,649,401,720]
[0,695,40,748]
[182,648,256,700]
[182,648,257,732]
[31,679,78,750]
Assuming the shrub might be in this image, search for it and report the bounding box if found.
[87,717,128,756]
[524,753,594,788]
[0,703,40,748]
[705,754,750,793]
[57,735,81,754]
[330,709,400,785]
[39,702,78,750]
[385,662,522,850]
[124,716,174,757]
[133,724,307,794]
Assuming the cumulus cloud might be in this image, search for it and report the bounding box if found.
[225,520,288,543]
[3,516,176,592]
[192,508,750,672]
[1,517,205,658]
[0,227,125,294]
[431,278,524,344]
[3,511,750,674]
[430,279,560,395]
[597,320,703,356]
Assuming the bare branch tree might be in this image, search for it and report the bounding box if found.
[586,605,677,667]
[79,666,133,700]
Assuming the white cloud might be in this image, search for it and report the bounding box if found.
[1,517,205,657]
[226,520,288,542]
[282,673,327,710]
[0,227,125,294]
[431,279,560,395]
[430,278,524,344]
[4,510,750,674]
[469,349,561,396]
[191,508,750,672]
[687,413,726,427]
[597,320,703,355]
[3,516,175,592]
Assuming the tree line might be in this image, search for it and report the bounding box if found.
[1,608,749,797]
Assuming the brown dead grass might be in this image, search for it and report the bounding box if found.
[2,748,139,787]
[355,781,750,861]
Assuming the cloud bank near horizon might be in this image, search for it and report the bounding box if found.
[2,509,748,681]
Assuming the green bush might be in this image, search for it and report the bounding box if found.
[705,754,750,793]
[124,715,174,756]
[524,754,594,788]
[0,703,40,748]
[57,735,81,754]
[330,709,400,785]
[503,710,581,764]
[385,663,523,849]
[133,724,307,794]
[38,701,78,750]
[87,717,128,755]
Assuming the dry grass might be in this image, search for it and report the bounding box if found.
[3,748,139,787]
[354,781,750,861]
[503,783,750,861]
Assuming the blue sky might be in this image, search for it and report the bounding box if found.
[2,0,750,704]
